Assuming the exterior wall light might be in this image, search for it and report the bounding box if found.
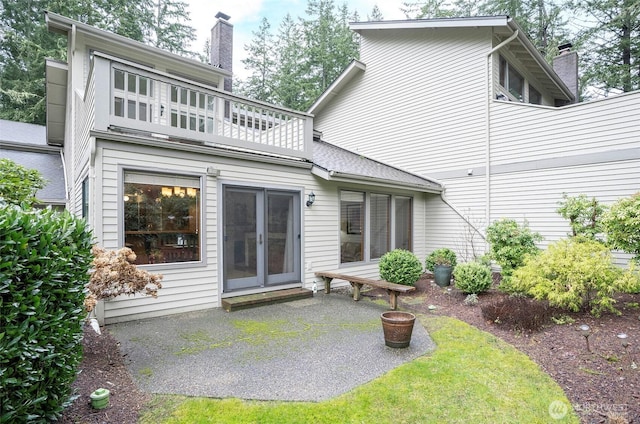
[306,191,316,207]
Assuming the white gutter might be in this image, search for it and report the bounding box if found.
[485,30,519,229]
[440,188,486,242]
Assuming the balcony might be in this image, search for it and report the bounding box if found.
[89,52,313,160]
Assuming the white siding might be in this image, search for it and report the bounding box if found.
[314,27,493,176]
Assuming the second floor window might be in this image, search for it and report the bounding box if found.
[499,55,524,101]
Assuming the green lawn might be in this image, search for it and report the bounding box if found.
[139,315,578,423]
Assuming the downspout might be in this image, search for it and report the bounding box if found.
[485,29,518,228]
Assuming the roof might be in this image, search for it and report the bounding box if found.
[310,16,574,115]
[312,138,442,193]
[0,120,66,204]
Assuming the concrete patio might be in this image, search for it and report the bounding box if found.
[108,292,435,402]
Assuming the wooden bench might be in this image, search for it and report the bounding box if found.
[315,271,415,310]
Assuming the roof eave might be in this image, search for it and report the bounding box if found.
[506,19,575,102]
[350,15,510,32]
[45,11,232,78]
[311,165,443,194]
[308,60,366,115]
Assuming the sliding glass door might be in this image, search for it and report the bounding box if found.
[223,186,300,292]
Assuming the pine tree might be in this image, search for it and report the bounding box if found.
[239,17,276,103]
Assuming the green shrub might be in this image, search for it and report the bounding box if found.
[0,158,46,206]
[453,261,493,294]
[556,193,607,240]
[504,237,640,316]
[602,192,640,263]
[0,205,93,422]
[486,218,542,278]
[379,249,423,286]
[425,248,458,272]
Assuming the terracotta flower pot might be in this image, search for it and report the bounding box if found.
[381,311,416,348]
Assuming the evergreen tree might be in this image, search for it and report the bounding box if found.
[572,0,640,95]
[272,14,309,110]
[368,5,384,21]
[240,17,276,103]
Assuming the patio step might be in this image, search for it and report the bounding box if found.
[222,288,314,312]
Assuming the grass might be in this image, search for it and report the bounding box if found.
[138,315,579,423]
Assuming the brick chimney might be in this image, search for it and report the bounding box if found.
[553,43,578,103]
[211,12,233,92]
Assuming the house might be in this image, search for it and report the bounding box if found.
[310,16,640,260]
[44,12,447,324]
[0,119,66,209]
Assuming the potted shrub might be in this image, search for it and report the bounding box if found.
[425,248,457,287]
[378,249,422,348]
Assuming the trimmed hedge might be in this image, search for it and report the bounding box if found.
[0,205,93,422]
[379,249,423,286]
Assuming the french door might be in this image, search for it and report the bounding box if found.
[223,186,301,292]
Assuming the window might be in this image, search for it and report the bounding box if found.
[123,171,200,265]
[340,190,413,264]
[499,56,524,101]
[82,177,89,219]
[113,68,153,121]
[170,85,216,134]
[529,85,542,105]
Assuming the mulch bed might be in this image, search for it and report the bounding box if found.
[60,275,639,423]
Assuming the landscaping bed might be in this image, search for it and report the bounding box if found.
[60,275,639,423]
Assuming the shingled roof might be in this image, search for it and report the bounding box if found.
[0,120,66,205]
[312,138,442,193]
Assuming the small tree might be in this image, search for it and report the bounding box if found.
[556,193,607,239]
[602,192,640,263]
[0,158,46,206]
[486,218,543,278]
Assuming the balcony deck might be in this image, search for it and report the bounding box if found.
[89,52,313,160]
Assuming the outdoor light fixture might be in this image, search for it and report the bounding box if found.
[306,191,316,207]
[618,333,629,352]
[579,324,592,352]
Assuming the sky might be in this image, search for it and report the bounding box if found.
[185,0,409,79]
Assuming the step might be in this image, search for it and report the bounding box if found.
[222,288,314,312]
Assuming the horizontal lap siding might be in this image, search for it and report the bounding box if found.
[97,141,319,323]
[314,28,491,178]
[491,92,640,164]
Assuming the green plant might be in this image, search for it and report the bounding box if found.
[551,315,576,325]
[379,249,423,286]
[556,193,607,239]
[0,158,46,206]
[602,192,640,263]
[505,237,640,316]
[486,218,543,278]
[453,262,493,294]
[84,246,163,313]
[0,205,93,422]
[464,293,479,306]
[425,248,458,272]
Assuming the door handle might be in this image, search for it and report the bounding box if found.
[259,234,263,244]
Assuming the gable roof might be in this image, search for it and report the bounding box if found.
[0,120,66,204]
[312,138,442,193]
[310,16,574,115]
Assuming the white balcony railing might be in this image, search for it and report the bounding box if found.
[90,53,313,160]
